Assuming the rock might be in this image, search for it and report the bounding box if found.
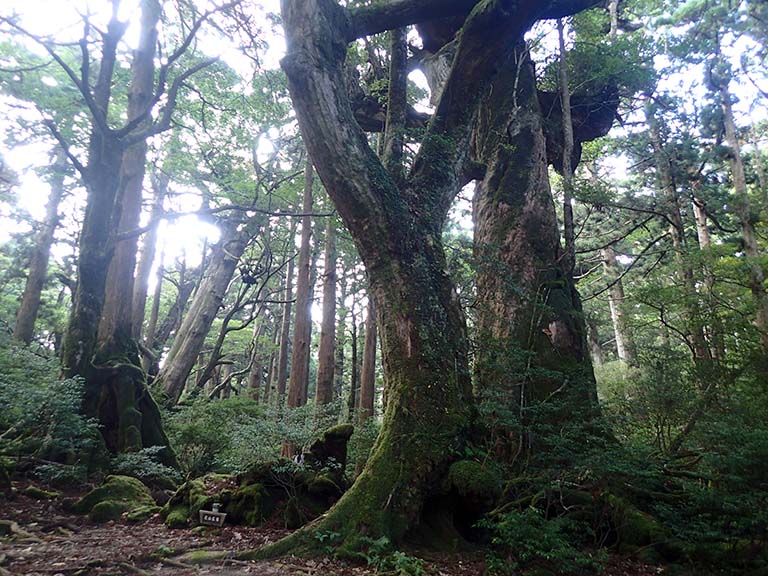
[23,485,60,500]
[70,475,155,524]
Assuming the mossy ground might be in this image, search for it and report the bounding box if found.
[70,475,156,523]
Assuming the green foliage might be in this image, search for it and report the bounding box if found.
[111,446,182,488]
[165,397,345,477]
[479,507,607,575]
[355,536,425,576]
[0,334,103,483]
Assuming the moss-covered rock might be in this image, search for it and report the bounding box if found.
[23,485,60,500]
[161,474,237,528]
[71,475,155,523]
[125,504,161,522]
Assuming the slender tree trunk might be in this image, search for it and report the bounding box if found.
[14,147,67,343]
[334,276,348,402]
[647,102,712,363]
[249,319,266,402]
[557,18,576,275]
[316,217,337,406]
[358,297,377,423]
[155,219,249,405]
[131,170,167,339]
[601,246,637,365]
[97,0,161,355]
[141,244,164,373]
[265,312,281,405]
[275,250,295,405]
[718,73,768,353]
[286,164,314,410]
[347,312,359,423]
[587,318,604,367]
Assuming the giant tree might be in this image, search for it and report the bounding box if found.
[263,0,604,554]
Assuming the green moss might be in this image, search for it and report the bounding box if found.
[23,485,60,500]
[164,504,189,528]
[225,482,272,526]
[446,460,502,503]
[125,504,161,522]
[71,475,155,523]
[89,500,130,523]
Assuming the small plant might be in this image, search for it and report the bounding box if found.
[478,507,606,576]
[358,536,425,576]
[111,446,182,487]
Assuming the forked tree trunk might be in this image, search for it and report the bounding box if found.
[265,0,601,554]
[97,0,160,355]
[14,147,67,343]
[315,217,337,406]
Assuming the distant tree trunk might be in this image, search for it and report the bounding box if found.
[14,147,67,343]
[334,275,348,402]
[248,319,266,402]
[148,262,196,355]
[316,217,337,406]
[347,312,359,423]
[557,18,576,275]
[601,246,637,365]
[286,163,314,410]
[155,219,249,405]
[358,297,377,423]
[141,246,164,374]
[587,318,604,367]
[689,176,725,359]
[264,312,281,405]
[275,252,294,406]
[131,171,167,339]
[716,66,768,354]
[647,103,712,363]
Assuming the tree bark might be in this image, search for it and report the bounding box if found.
[358,296,377,423]
[265,0,601,553]
[716,69,768,354]
[97,0,160,355]
[557,18,576,275]
[646,102,712,363]
[155,218,250,405]
[315,217,337,406]
[473,44,600,453]
[601,246,637,365]
[131,170,167,340]
[13,147,67,343]
[286,164,314,410]
[274,247,295,405]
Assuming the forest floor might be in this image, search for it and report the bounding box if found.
[1,481,664,576]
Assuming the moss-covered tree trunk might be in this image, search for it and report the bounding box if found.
[473,46,601,448]
[270,0,604,553]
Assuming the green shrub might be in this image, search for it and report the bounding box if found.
[0,335,103,482]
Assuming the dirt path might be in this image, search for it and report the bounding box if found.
[1,483,660,576]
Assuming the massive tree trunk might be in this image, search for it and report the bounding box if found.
[13,147,67,344]
[264,0,602,554]
[286,164,314,410]
[315,217,337,406]
[473,45,601,456]
[155,218,250,405]
[97,0,160,355]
